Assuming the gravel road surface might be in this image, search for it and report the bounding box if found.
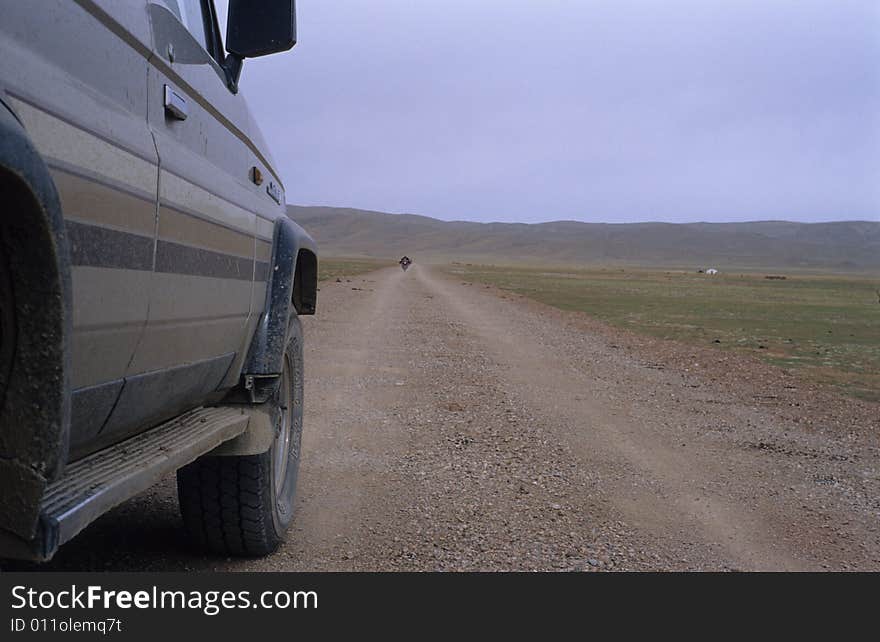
[8,265,879,571]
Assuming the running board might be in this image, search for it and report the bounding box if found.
[18,407,249,561]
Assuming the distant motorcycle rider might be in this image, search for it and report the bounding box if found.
[399,256,412,271]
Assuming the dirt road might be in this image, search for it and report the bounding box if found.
[12,265,879,571]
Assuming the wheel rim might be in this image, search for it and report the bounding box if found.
[272,354,293,492]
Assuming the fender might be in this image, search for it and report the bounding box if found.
[238,215,316,403]
[0,94,73,539]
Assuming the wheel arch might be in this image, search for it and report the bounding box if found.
[0,95,73,540]
[229,216,316,405]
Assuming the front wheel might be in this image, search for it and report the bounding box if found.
[177,317,304,556]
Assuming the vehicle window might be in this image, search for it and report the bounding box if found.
[160,0,209,52]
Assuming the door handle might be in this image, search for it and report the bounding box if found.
[164,85,188,121]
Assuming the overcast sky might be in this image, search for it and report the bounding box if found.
[217,0,880,224]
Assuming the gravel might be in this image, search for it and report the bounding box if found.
[8,265,878,572]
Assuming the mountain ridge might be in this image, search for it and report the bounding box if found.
[288,205,880,271]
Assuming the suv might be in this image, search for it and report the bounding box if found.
[0,0,317,561]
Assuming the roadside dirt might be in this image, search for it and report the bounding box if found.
[10,265,879,571]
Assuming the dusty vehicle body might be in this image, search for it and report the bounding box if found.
[0,0,317,560]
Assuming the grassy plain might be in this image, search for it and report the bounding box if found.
[318,257,395,282]
[444,263,880,402]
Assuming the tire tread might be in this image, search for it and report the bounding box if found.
[177,453,279,556]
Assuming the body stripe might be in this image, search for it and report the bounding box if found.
[156,240,253,281]
[254,261,269,283]
[159,205,254,259]
[8,95,157,195]
[66,220,153,271]
[9,91,279,224]
[66,221,264,282]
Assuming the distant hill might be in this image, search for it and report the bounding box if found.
[288,205,880,271]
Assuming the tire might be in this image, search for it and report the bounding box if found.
[176,316,304,556]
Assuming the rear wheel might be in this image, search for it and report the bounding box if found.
[176,316,304,556]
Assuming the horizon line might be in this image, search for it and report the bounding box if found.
[286,204,877,227]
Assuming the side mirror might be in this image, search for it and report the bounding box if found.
[223,0,296,92]
[227,0,296,58]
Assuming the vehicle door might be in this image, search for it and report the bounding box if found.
[102,0,275,438]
